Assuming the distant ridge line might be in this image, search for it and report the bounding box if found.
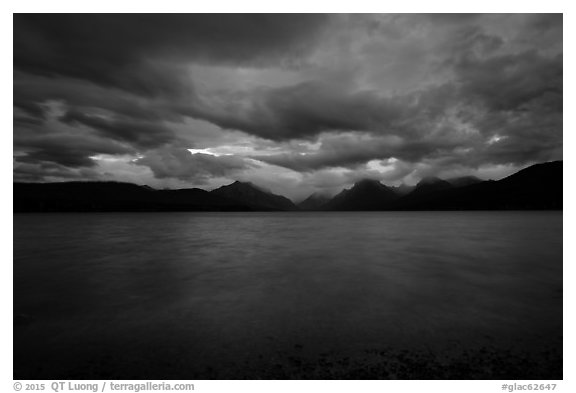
[14,160,562,212]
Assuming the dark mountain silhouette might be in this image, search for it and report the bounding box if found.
[13,182,253,212]
[14,182,156,212]
[210,181,297,211]
[298,193,331,210]
[13,161,562,212]
[389,177,454,208]
[409,177,453,196]
[393,161,562,210]
[390,184,415,196]
[446,176,483,188]
[323,179,399,211]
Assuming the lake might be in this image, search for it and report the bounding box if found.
[13,212,563,379]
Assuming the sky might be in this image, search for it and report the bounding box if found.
[13,14,563,201]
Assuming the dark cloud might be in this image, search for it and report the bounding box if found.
[13,71,193,125]
[192,81,458,141]
[14,14,329,96]
[60,109,176,149]
[192,46,561,149]
[135,148,255,184]
[252,132,461,172]
[192,82,393,140]
[14,130,132,168]
[13,14,331,177]
[455,51,562,113]
[13,14,563,191]
[13,161,101,182]
[13,97,46,121]
[230,47,561,173]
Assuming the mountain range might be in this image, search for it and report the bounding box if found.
[14,161,562,212]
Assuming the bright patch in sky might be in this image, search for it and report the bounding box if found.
[366,159,396,173]
[487,135,506,145]
[187,148,222,156]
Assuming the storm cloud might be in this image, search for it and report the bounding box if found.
[14,14,328,95]
[13,14,563,200]
[135,147,255,184]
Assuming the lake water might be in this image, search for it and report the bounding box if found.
[13,212,563,379]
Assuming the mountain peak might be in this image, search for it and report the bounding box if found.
[230,180,253,187]
[298,192,331,210]
[446,176,483,188]
[13,161,562,212]
[324,178,398,211]
[212,181,296,210]
[351,179,390,191]
[407,177,453,197]
[228,180,271,193]
[354,178,383,186]
[416,176,445,186]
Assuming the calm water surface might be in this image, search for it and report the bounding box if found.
[14,212,562,378]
